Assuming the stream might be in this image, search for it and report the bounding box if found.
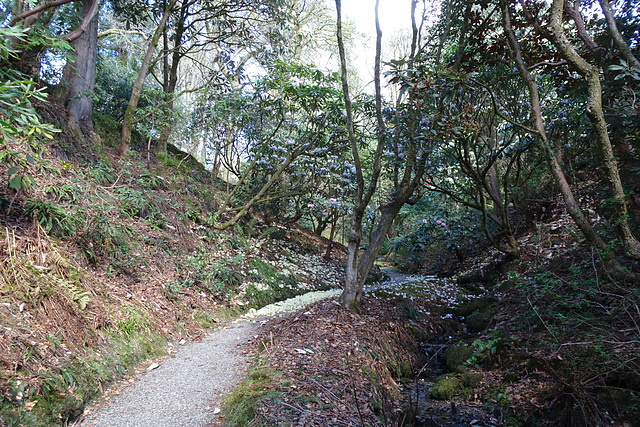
[368,269,501,427]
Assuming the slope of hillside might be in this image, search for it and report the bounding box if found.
[0,113,345,426]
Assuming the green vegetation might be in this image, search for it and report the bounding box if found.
[0,331,166,426]
[431,375,462,400]
[1,0,640,424]
[220,361,283,427]
[442,345,474,373]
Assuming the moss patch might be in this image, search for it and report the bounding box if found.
[466,309,495,332]
[220,362,282,427]
[431,375,462,400]
[442,345,474,373]
[455,297,498,317]
[461,371,482,388]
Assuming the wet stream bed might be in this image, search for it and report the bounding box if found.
[367,269,502,426]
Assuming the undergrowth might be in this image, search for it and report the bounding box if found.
[480,252,640,426]
[0,331,167,426]
[220,359,284,427]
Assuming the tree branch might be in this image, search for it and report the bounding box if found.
[62,0,100,42]
[598,0,640,69]
[9,0,76,26]
[98,28,149,41]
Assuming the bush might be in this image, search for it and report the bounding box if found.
[24,198,75,236]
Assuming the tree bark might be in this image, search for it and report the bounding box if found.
[157,0,189,154]
[61,0,99,136]
[336,0,386,312]
[118,0,176,157]
[501,1,631,276]
[547,0,640,260]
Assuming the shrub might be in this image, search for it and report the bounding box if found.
[24,198,75,236]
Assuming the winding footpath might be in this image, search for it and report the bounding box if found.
[78,318,265,427]
[76,275,429,427]
[76,290,343,427]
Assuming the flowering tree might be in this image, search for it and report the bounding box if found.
[211,62,349,230]
[417,69,542,257]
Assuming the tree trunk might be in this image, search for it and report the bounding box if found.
[336,0,386,312]
[61,0,99,137]
[485,164,520,257]
[119,0,175,157]
[340,208,366,312]
[157,0,189,154]
[501,1,631,277]
[547,0,640,260]
[324,215,338,260]
[355,204,402,285]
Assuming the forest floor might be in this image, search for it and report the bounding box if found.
[2,116,639,426]
[63,267,500,427]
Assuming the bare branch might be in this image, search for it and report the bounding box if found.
[97,28,149,41]
[9,0,77,27]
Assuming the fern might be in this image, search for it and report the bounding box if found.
[43,184,76,202]
[44,251,90,309]
[47,250,69,272]
[51,276,91,310]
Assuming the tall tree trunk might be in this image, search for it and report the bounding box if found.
[158,0,189,154]
[61,0,99,137]
[119,0,176,157]
[336,0,386,313]
[548,0,640,260]
[501,1,631,277]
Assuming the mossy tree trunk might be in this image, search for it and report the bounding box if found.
[547,0,640,260]
[335,0,386,313]
[501,0,632,278]
[119,0,176,157]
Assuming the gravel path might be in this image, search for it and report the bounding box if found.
[76,275,423,427]
[76,289,344,427]
[78,317,265,427]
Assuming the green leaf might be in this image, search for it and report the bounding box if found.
[7,166,20,176]
[9,175,22,189]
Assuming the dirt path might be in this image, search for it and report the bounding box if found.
[77,317,266,427]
